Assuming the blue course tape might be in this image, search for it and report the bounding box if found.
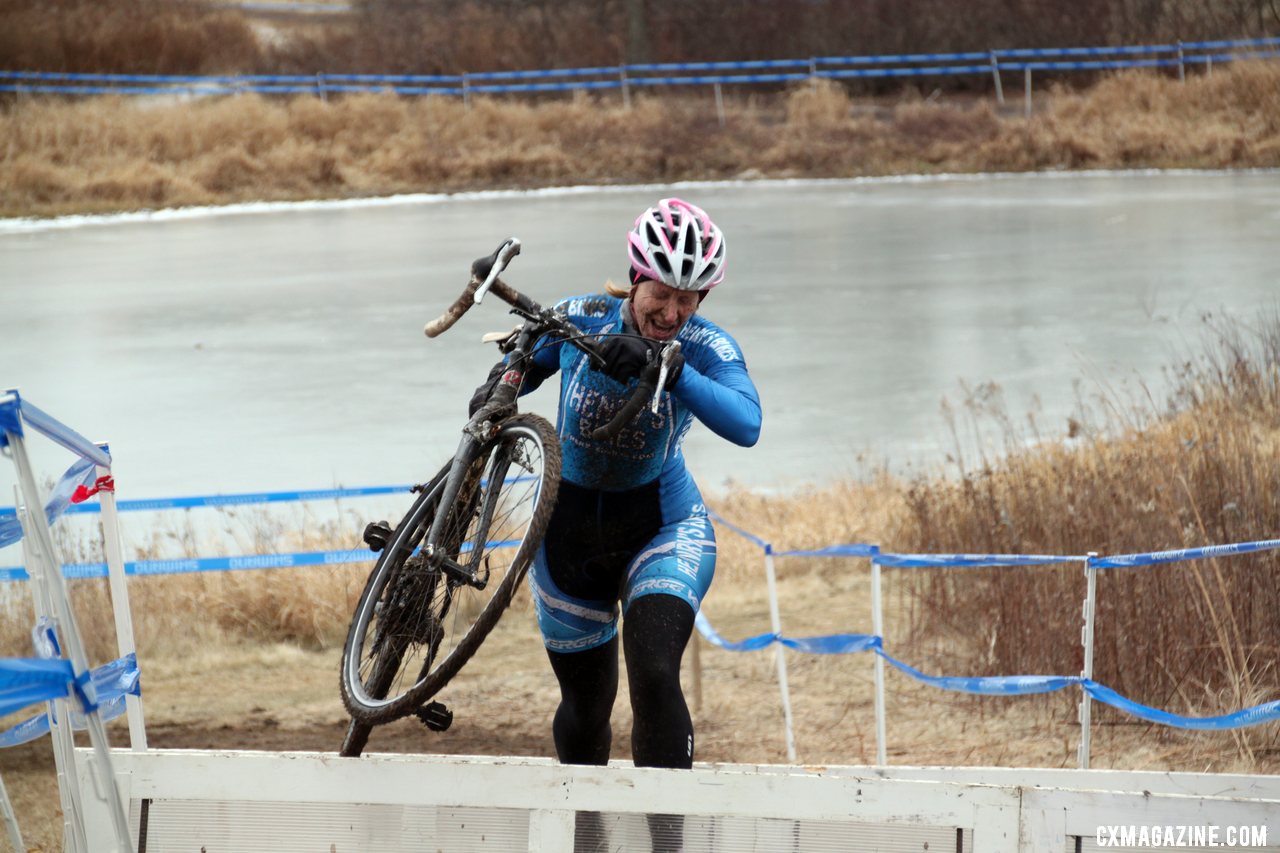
[1082,681,1280,731]
[1091,538,1280,569]
[5,395,111,468]
[631,73,808,87]
[467,66,621,81]
[0,654,140,749]
[0,657,77,717]
[817,51,990,65]
[776,544,879,559]
[874,553,1085,569]
[0,457,98,548]
[996,43,1175,59]
[1003,58,1177,72]
[1183,36,1280,50]
[625,59,810,73]
[0,537,522,581]
[694,614,1280,728]
[707,510,771,551]
[471,80,623,95]
[0,547,379,581]
[0,484,415,517]
[877,651,1082,695]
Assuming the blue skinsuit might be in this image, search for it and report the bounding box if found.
[523,293,761,652]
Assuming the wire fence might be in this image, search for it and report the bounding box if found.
[2,36,1277,108]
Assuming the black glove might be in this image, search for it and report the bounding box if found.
[597,336,684,390]
[468,361,507,416]
[597,335,655,384]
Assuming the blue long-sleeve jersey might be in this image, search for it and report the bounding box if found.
[524,293,760,523]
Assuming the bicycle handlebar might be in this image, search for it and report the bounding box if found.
[424,239,525,338]
[426,238,665,441]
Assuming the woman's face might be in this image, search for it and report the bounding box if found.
[631,280,700,340]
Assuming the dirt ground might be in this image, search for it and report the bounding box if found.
[6,570,1276,852]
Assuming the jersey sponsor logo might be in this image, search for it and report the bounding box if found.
[560,295,613,318]
[674,517,710,581]
[679,322,740,363]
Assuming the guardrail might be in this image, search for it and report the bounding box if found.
[2,36,1277,119]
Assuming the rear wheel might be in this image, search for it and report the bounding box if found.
[339,414,560,727]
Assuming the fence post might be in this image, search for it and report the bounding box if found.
[463,73,472,110]
[315,71,327,102]
[871,556,888,766]
[762,544,797,762]
[1078,552,1098,769]
[1177,41,1186,82]
[989,51,1005,105]
[714,81,725,127]
[1023,67,1033,118]
[619,65,631,109]
[97,444,147,750]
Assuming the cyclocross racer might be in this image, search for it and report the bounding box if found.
[508,198,761,793]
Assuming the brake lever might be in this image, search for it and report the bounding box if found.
[475,238,522,305]
[651,341,681,414]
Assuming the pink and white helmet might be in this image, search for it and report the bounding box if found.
[627,198,727,291]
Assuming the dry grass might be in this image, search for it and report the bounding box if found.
[896,312,1280,761]
[0,0,263,75]
[2,62,1278,218]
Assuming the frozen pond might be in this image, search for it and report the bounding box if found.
[2,170,1278,510]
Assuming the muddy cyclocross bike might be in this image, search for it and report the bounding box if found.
[339,239,681,757]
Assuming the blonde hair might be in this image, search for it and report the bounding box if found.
[604,279,632,298]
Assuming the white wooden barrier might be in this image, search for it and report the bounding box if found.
[75,750,1279,853]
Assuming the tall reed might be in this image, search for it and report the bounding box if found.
[894,312,1280,755]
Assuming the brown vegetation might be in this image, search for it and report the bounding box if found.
[897,313,1280,758]
[2,61,1278,218]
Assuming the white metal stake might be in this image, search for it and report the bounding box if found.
[15,494,89,853]
[871,558,888,766]
[990,52,1005,104]
[96,446,148,750]
[6,431,133,851]
[1078,553,1099,769]
[714,82,725,127]
[1024,67,1032,118]
[762,545,797,762]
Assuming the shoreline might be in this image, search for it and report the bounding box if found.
[2,166,1277,234]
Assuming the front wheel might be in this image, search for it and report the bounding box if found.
[340,414,561,727]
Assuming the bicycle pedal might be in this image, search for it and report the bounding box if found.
[415,701,453,732]
[363,520,393,552]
